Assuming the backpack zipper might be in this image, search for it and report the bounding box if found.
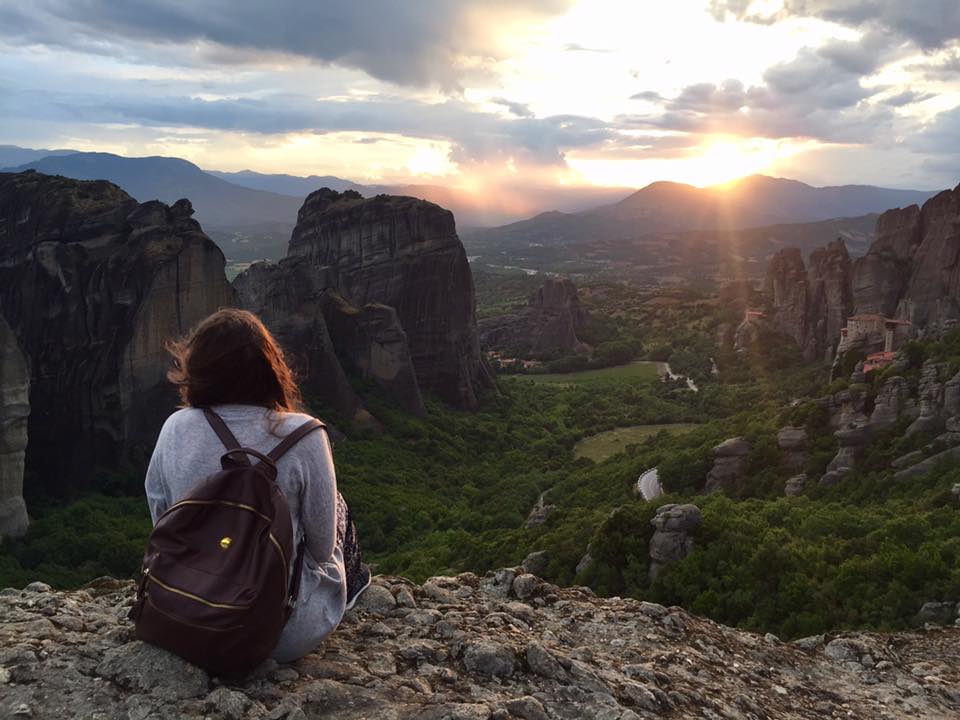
[146,595,244,632]
[159,498,272,523]
[148,574,251,610]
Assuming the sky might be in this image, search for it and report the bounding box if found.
[0,0,958,193]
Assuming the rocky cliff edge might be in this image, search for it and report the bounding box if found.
[2,569,959,719]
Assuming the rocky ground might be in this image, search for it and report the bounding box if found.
[2,569,959,720]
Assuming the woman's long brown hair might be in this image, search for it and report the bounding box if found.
[166,308,303,412]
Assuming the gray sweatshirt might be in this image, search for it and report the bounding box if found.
[144,404,346,662]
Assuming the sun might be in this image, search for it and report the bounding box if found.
[685,137,783,187]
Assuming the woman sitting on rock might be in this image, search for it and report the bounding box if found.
[144,308,370,662]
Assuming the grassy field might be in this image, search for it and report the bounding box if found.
[574,423,700,462]
[517,361,663,386]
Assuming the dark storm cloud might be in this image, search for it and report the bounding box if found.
[0,0,574,89]
[710,0,960,51]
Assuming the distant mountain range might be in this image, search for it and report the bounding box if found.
[0,145,940,277]
[464,175,936,247]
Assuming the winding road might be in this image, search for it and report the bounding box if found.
[637,467,663,500]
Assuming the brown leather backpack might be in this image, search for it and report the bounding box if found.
[129,408,325,676]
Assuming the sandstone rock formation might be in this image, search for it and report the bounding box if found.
[0,314,29,539]
[704,437,750,493]
[234,255,418,426]
[764,240,853,362]
[762,185,960,363]
[479,276,590,357]
[855,185,960,329]
[649,503,702,580]
[777,426,808,473]
[906,360,949,437]
[869,376,910,431]
[284,189,492,408]
[784,474,807,497]
[0,172,235,495]
[4,573,960,719]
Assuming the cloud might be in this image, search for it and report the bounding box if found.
[0,0,574,90]
[882,90,934,107]
[710,0,960,51]
[0,84,618,169]
[908,50,960,79]
[627,28,908,144]
[489,97,535,118]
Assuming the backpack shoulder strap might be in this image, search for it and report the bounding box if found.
[202,408,250,466]
[267,418,326,463]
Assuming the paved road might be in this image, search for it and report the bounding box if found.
[637,467,663,500]
[656,362,699,392]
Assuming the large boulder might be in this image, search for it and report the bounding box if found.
[286,189,492,408]
[649,503,702,580]
[777,426,808,472]
[0,172,236,495]
[704,437,750,494]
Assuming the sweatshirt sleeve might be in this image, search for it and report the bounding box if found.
[144,413,175,523]
[296,428,338,563]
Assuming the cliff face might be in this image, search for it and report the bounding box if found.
[764,240,852,361]
[479,276,591,356]
[0,171,235,495]
[850,185,960,327]
[3,572,959,719]
[290,190,491,408]
[240,189,491,411]
[234,255,423,424]
[0,313,29,539]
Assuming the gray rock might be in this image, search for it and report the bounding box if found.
[355,584,397,615]
[96,642,209,700]
[894,446,960,480]
[649,504,701,580]
[525,641,566,679]
[204,688,251,720]
[891,450,924,470]
[869,376,909,430]
[480,568,516,598]
[522,551,549,577]
[916,601,956,625]
[505,696,549,720]
[784,474,807,497]
[819,469,848,486]
[575,553,593,576]
[778,427,808,472]
[791,634,824,651]
[23,582,52,593]
[512,574,539,600]
[462,642,514,677]
[705,438,749,493]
